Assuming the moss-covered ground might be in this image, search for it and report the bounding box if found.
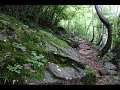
[0,12,71,84]
[0,12,96,85]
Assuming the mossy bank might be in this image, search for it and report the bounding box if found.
[0,12,96,85]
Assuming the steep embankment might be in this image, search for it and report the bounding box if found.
[0,13,96,85]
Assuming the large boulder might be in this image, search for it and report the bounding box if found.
[104,62,117,70]
[44,41,86,68]
[99,67,117,75]
[66,36,80,48]
[24,63,86,85]
[99,62,117,75]
[47,63,85,80]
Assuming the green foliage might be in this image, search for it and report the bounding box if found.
[7,64,23,74]
[14,53,27,63]
[15,29,46,53]
[0,75,9,84]
[26,51,47,69]
[25,70,44,80]
[37,30,70,48]
[0,12,22,29]
[0,5,68,29]
[1,5,119,43]
[82,65,96,85]
[12,42,27,52]
[0,40,13,52]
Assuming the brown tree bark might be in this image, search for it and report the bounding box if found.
[95,5,112,57]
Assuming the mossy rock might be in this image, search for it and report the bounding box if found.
[0,12,86,84]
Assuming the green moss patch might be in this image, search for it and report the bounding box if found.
[81,65,96,85]
[24,70,44,80]
[0,40,13,52]
[0,12,22,29]
[37,30,70,48]
[0,12,73,84]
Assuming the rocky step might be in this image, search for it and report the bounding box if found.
[99,62,117,76]
[24,63,87,85]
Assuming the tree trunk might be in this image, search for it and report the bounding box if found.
[90,7,94,43]
[95,5,112,57]
[51,5,58,25]
[90,26,95,43]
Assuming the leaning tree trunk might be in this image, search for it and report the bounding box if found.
[90,26,95,43]
[95,5,112,57]
[90,7,95,43]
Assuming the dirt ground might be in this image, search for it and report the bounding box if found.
[77,39,119,85]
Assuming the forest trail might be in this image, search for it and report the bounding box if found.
[77,39,106,85]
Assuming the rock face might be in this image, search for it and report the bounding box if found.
[47,63,85,80]
[104,62,117,70]
[99,62,117,76]
[24,63,86,85]
[8,34,21,43]
[66,36,80,48]
[0,33,7,41]
[23,36,89,85]
[44,41,86,69]
[22,31,94,85]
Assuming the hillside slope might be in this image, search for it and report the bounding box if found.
[0,13,96,85]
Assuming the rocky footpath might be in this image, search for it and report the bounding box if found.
[77,39,120,85]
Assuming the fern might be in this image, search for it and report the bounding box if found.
[27,51,47,69]
[7,64,23,74]
[12,42,27,52]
